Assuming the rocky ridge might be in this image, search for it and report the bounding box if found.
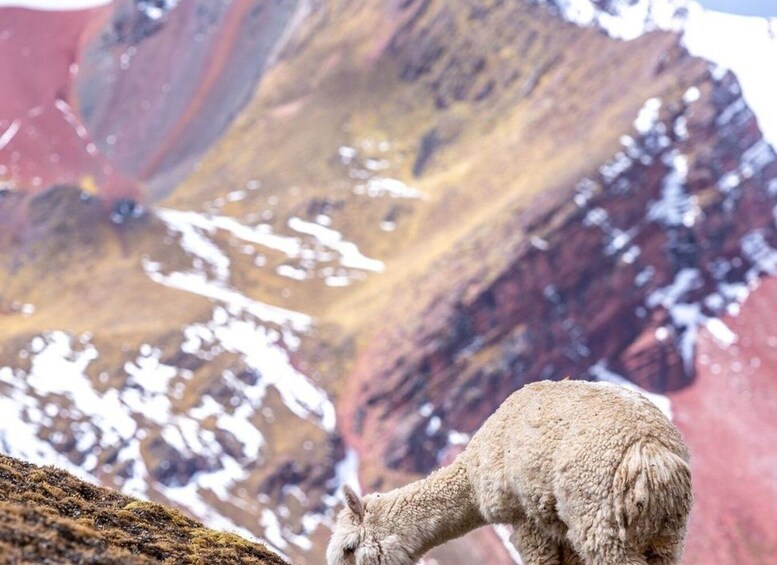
[348,68,777,471]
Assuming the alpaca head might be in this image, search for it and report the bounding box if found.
[326,485,415,565]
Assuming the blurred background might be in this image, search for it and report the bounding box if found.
[1,1,776,563]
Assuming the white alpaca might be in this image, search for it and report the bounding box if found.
[327,379,692,565]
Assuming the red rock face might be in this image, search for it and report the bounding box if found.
[0,6,139,203]
[672,278,777,564]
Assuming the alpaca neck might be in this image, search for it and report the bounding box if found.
[377,459,485,558]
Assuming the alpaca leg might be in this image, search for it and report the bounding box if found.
[560,541,585,565]
[643,521,686,564]
[578,544,648,565]
[565,526,647,565]
[645,540,684,565]
[510,521,562,565]
[647,554,680,565]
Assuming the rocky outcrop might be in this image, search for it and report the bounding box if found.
[345,0,777,476]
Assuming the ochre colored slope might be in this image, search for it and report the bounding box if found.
[0,186,211,342]
[0,453,287,564]
[167,0,702,330]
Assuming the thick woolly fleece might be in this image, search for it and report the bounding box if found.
[327,379,692,565]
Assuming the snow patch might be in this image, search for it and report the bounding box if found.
[0,119,20,151]
[534,0,687,41]
[354,177,425,200]
[137,0,179,20]
[647,152,700,228]
[145,267,312,331]
[634,98,662,134]
[742,231,777,280]
[155,209,232,282]
[682,6,777,148]
[329,448,361,494]
[54,99,89,140]
[493,525,525,564]
[155,208,385,289]
[209,313,335,432]
[288,217,384,273]
[683,86,701,103]
[647,268,702,309]
[705,318,737,347]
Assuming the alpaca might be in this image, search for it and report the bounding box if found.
[327,379,692,565]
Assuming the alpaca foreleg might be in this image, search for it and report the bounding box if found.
[576,540,648,565]
[646,555,681,565]
[564,510,649,565]
[645,541,684,565]
[560,541,585,565]
[510,521,562,565]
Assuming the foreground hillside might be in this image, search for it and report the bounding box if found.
[0,453,287,564]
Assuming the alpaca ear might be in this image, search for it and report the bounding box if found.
[343,485,365,522]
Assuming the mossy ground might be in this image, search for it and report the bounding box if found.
[0,453,287,564]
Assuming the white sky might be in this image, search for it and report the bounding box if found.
[699,0,777,17]
[2,0,775,16]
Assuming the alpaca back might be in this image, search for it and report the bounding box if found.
[460,380,691,532]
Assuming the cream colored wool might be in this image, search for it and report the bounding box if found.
[327,380,692,565]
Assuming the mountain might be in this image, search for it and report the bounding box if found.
[1,0,776,563]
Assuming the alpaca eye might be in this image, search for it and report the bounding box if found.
[344,545,355,555]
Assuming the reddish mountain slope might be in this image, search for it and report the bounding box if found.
[673,278,777,564]
[0,5,137,201]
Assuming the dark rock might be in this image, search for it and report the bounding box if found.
[110,198,144,224]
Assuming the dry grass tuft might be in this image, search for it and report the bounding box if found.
[0,454,288,564]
